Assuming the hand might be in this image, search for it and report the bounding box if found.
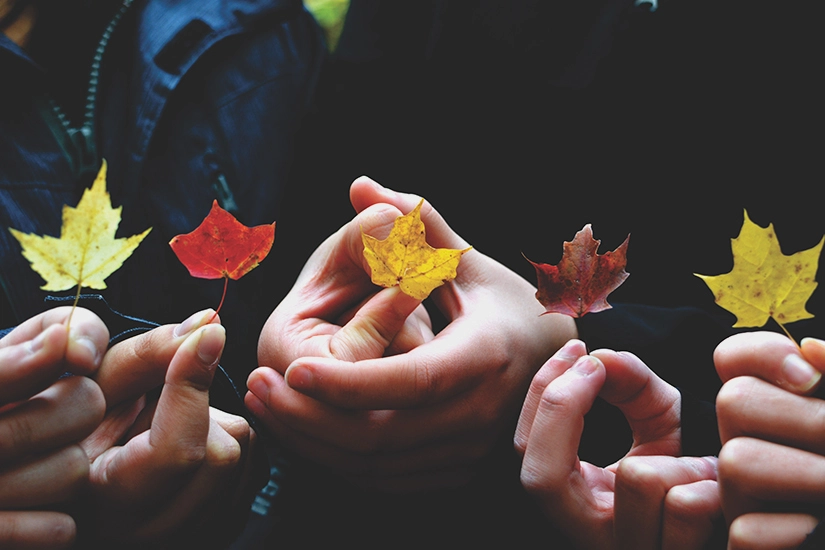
[247,176,577,492]
[715,332,825,549]
[0,307,108,549]
[75,309,256,547]
[515,339,721,549]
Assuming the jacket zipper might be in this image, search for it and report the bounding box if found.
[39,0,133,180]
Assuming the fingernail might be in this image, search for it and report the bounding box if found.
[557,339,586,359]
[196,325,225,368]
[71,334,102,367]
[247,372,270,401]
[174,310,211,338]
[782,354,820,391]
[571,356,599,376]
[285,365,313,390]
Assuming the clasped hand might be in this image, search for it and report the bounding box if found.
[247,177,577,492]
[515,339,721,549]
[1,306,255,548]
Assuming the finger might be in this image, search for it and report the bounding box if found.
[129,415,244,542]
[728,513,819,550]
[350,176,471,251]
[714,331,820,394]
[0,307,107,376]
[94,309,216,407]
[248,366,499,455]
[514,339,587,456]
[662,479,723,550]
[519,355,605,502]
[150,323,224,462]
[245,388,490,486]
[80,396,145,462]
[385,303,434,355]
[0,511,76,549]
[328,286,423,362]
[0,445,89,508]
[718,437,825,522]
[801,337,825,370]
[591,348,681,456]
[91,324,224,499]
[280,320,502,409]
[0,324,68,405]
[257,204,422,374]
[0,376,105,462]
[717,376,825,453]
[614,455,718,550]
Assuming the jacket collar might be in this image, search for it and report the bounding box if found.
[122,0,299,193]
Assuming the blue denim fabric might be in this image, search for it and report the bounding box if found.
[1,0,324,378]
[1,3,324,546]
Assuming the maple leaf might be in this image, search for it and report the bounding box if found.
[362,199,471,300]
[9,160,151,295]
[695,210,824,336]
[527,224,630,318]
[169,200,275,314]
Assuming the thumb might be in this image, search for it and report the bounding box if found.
[328,286,422,361]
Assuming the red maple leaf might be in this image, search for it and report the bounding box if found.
[527,224,629,318]
[169,200,275,314]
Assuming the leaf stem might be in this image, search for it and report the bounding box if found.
[773,318,799,347]
[66,284,82,332]
[210,276,228,323]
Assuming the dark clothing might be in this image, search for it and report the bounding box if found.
[265,0,822,547]
[1,0,323,545]
[1,0,324,382]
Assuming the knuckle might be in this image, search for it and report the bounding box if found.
[717,437,752,489]
[207,437,242,469]
[615,457,660,496]
[538,384,577,417]
[664,485,706,522]
[727,516,752,550]
[171,442,208,468]
[67,376,107,420]
[716,377,757,414]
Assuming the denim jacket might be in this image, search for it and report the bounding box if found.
[1,0,324,377]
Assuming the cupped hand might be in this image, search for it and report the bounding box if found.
[516,339,721,549]
[247,177,577,492]
[76,310,255,547]
[715,332,825,549]
[0,307,108,549]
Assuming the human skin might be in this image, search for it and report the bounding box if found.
[0,307,108,549]
[715,332,825,550]
[77,309,256,546]
[247,177,577,492]
[516,339,721,549]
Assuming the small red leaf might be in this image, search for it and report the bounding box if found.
[527,224,629,318]
[169,200,275,280]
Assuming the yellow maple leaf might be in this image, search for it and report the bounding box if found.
[695,210,823,334]
[9,160,151,293]
[362,199,471,300]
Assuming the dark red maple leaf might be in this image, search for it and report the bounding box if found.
[169,200,275,314]
[527,224,629,318]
